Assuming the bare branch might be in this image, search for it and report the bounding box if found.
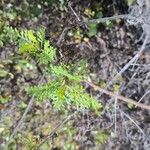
[85,81,150,110]
[68,2,81,22]
[6,74,45,146]
[110,35,148,83]
[36,112,77,150]
[88,14,131,23]
[120,110,147,137]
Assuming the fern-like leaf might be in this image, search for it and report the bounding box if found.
[0,26,20,46]
[19,30,40,53]
[66,85,102,111]
[38,41,56,64]
[27,80,61,101]
[27,81,101,111]
[51,65,82,81]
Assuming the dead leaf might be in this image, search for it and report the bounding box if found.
[0,104,5,110]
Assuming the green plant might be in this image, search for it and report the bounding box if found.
[0,26,20,47]
[0,25,102,149]
[87,22,97,37]
[0,25,102,112]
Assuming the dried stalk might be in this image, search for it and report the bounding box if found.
[85,81,150,110]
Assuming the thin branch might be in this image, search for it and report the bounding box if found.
[85,81,150,110]
[88,14,150,26]
[120,110,147,137]
[56,27,69,46]
[109,35,149,85]
[6,74,45,146]
[36,112,76,150]
[114,96,118,135]
[88,14,130,23]
[68,2,81,22]
[136,88,150,107]
[96,35,149,99]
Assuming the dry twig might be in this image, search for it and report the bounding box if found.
[6,75,45,147]
[36,112,76,150]
[85,81,150,110]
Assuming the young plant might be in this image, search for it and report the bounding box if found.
[0,25,102,113]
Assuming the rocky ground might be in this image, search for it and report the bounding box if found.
[0,0,150,149]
